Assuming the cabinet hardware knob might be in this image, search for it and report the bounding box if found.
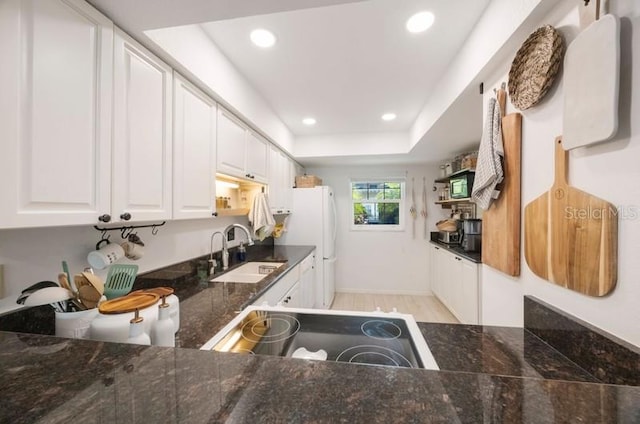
[98,214,111,223]
[212,212,218,217]
[120,212,132,221]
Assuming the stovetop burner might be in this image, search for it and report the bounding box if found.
[361,319,402,340]
[202,306,439,370]
[336,345,413,368]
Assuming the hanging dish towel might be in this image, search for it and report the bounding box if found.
[472,97,504,210]
[248,193,276,241]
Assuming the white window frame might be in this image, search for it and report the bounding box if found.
[349,178,406,232]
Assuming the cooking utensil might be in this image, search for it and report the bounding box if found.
[482,112,523,277]
[16,281,59,304]
[421,177,428,239]
[409,178,417,239]
[23,286,73,307]
[62,261,73,291]
[99,292,159,314]
[563,14,619,150]
[78,285,102,309]
[104,264,139,300]
[82,272,104,296]
[524,137,617,296]
[57,273,71,291]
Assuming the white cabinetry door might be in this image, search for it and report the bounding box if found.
[268,144,284,212]
[0,0,113,228]
[245,131,269,183]
[216,108,247,177]
[459,258,479,325]
[112,28,172,223]
[431,245,480,325]
[429,245,442,299]
[299,252,316,308]
[173,73,217,220]
[280,281,301,308]
[284,157,295,211]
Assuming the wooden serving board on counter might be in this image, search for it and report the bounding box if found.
[482,112,523,276]
[524,137,618,296]
[99,292,159,314]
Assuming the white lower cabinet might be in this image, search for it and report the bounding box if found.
[429,244,480,325]
[299,252,316,309]
[280,281,301,308]
[252,252,316,308]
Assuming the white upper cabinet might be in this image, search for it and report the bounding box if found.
[268,145,285,212]
[216,108,246,178]
[173,73,217,220]
[112,28,173,223]
[216,107,268,183]
[0,0,113,228]
[245,130,269,182]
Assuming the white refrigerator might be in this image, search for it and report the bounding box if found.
[277,186,336,309]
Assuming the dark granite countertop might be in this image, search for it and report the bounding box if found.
[133,244,316,349]
[1,244,639,422]
[1,331,639,423]
[429,240,481,263]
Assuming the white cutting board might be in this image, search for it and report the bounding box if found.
[563,14,620,150]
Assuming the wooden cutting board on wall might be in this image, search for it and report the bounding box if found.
[482,111,522,277]
[524,137,618,296]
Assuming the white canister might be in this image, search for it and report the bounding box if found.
[55,308,99,339]
[89,300,159,343]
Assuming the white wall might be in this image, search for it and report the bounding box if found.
[145,25,295,154]
[307,164,448,295]
[0,216,247,297]
[481,0,640,347]
[410,0,545,149]
[295,132,410,158]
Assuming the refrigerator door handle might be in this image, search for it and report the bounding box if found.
[331,194,337,246]
[324,257,337,263]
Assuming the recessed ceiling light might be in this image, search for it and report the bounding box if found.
[406,11,435,34]
[302,117,317,126]
[381,113,397,121]
[250,29,276,48]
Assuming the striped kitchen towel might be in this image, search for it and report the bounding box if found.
[471,97,504,210]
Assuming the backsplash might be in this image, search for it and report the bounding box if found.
[524,296,640,386]
[0,216,249,297]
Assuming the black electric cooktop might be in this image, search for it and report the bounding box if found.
[209,309,427,369]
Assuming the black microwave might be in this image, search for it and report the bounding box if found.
[449,174,475,199]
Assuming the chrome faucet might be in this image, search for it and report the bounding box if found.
[210,224,255,273]
[224,223,255,248]
[209,231,226,275]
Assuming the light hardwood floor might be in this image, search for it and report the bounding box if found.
[330,293,459,324]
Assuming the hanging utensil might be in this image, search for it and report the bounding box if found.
[421,177,428,239]
[409,178,417,239]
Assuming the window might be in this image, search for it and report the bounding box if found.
[351,179,405,230]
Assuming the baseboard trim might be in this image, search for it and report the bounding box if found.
[336,288,433,296]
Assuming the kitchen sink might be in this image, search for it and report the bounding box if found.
[210,262,286,284]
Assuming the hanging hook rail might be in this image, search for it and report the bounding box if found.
[93,221,166,238]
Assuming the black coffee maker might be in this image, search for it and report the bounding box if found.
[461,219,482,252]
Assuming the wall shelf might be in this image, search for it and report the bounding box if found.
[217,208,249,217]
[434,198,473,205]
[434,168,476,184]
